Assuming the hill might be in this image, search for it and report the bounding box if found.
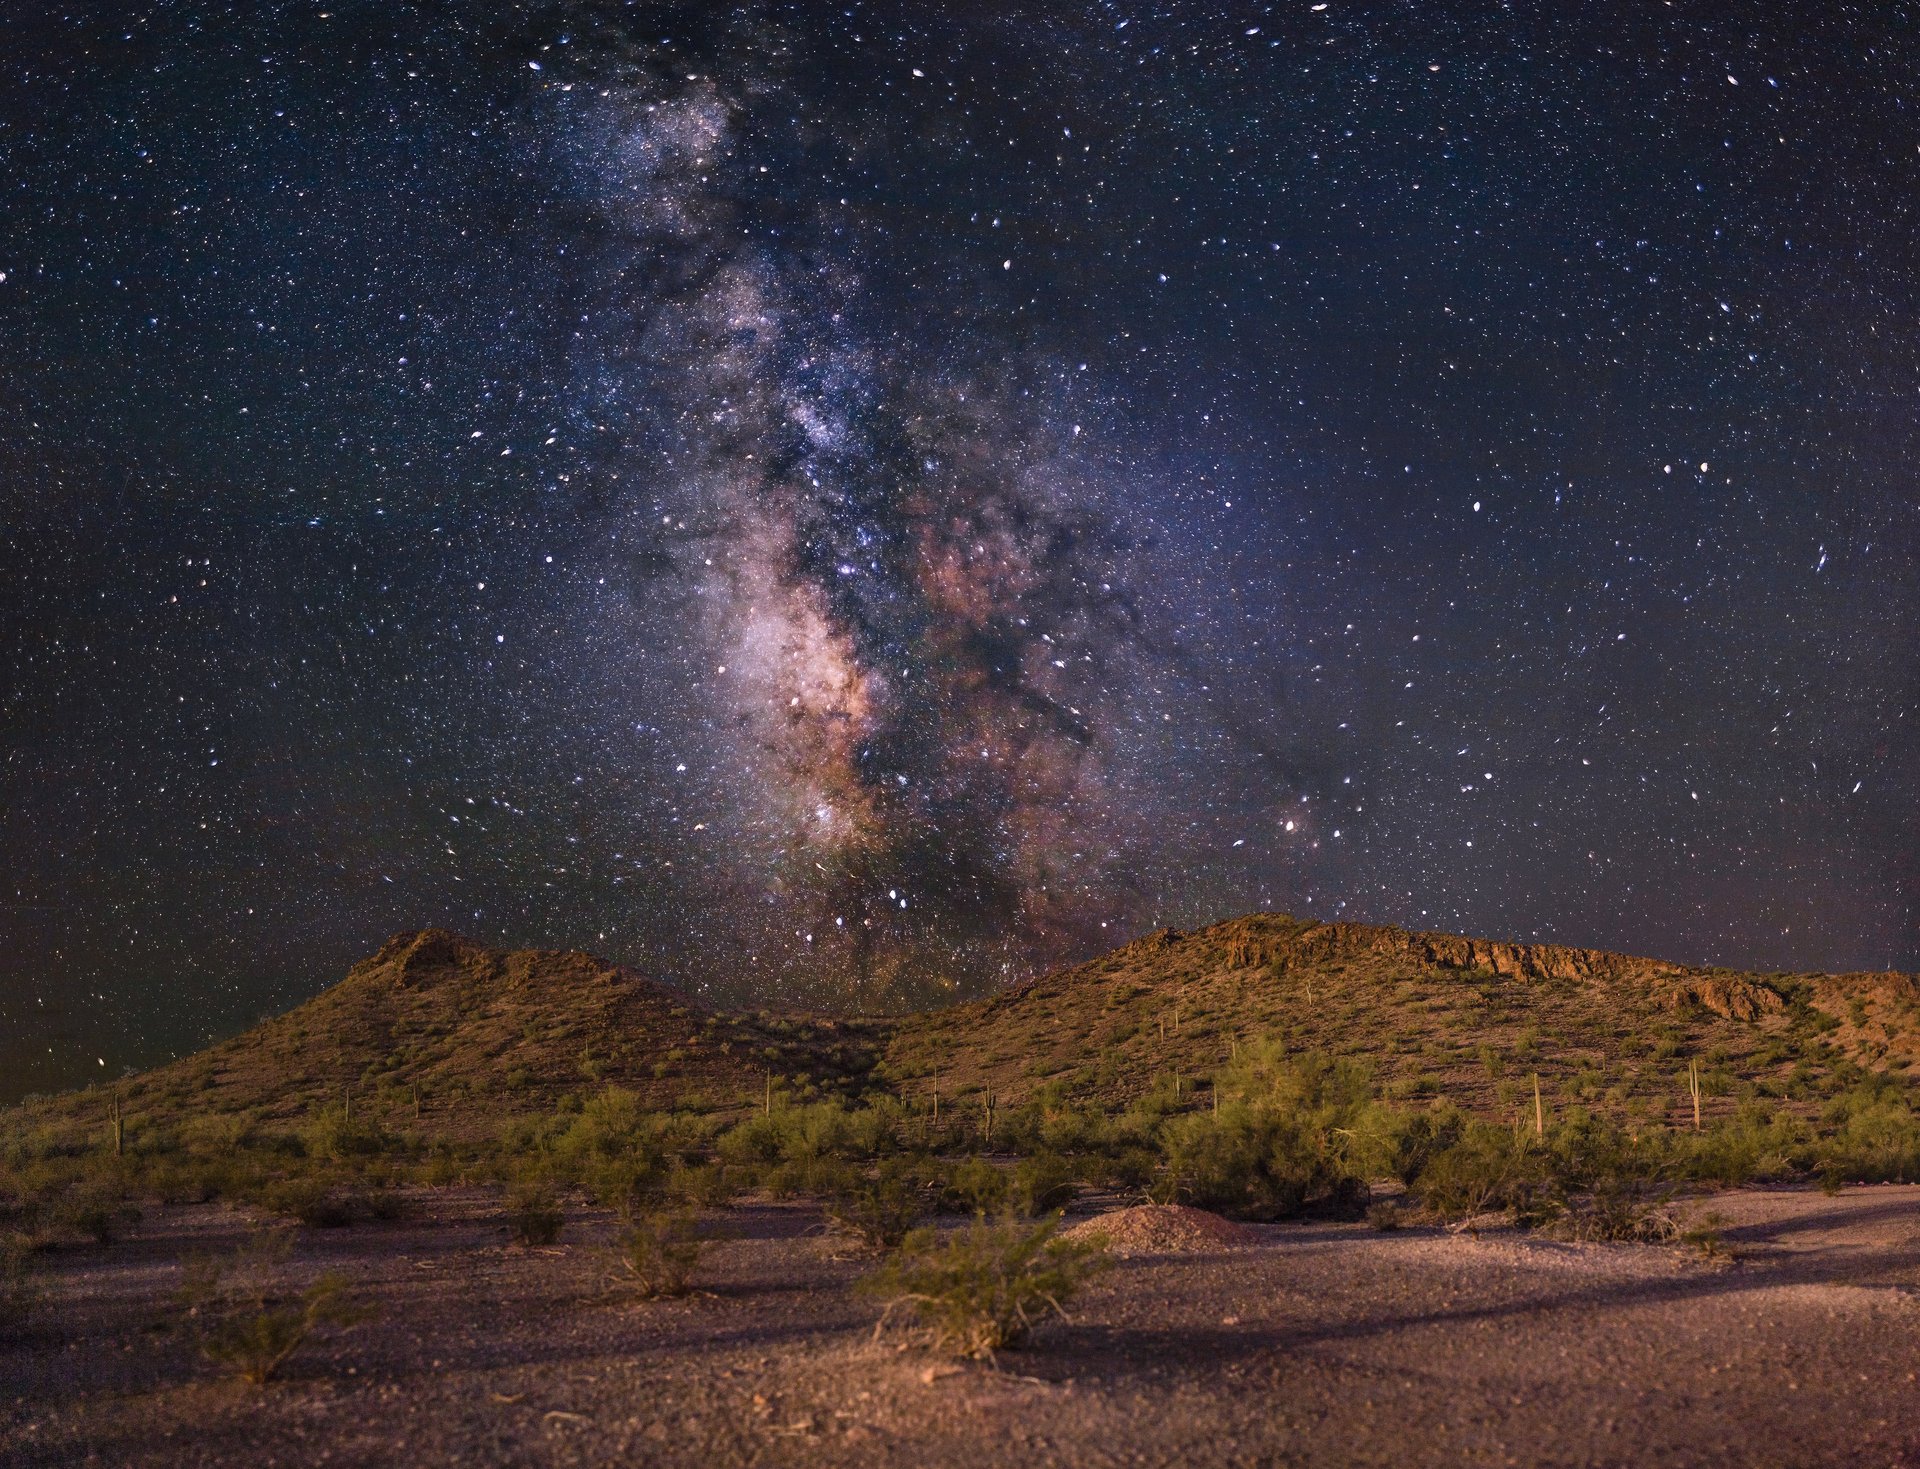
[15,929,887,1145]
[884,913,1920,1130]
[8,914,1917,1145]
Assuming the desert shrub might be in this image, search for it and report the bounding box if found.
[1366,1199,1408,1231]
[302,1104,387,1163]
[1815,1088,1920,1183]
[663,1161,735,1209]
[178,1112,260,1155]
[862,1213,1106,1360]
[1372,1106,1467,1185]
[365,1187,406,1222]
[0,1234,35,1335]
[144,1154,257,1206]
[936,1156,1007,1215]
[255,1176,362,1228]
[1007,1154,1079,1216]
[1084,1146,1160,1193]
[553,1087,665,1177]
[57,1192,141,1246]
[1541,1177,1683,1243]
[1155,1069,1374,1222]
[612,1210,706,1299]
[581,1156,665,1219]
[178,1229,369,1385]
[825,1160,925,1250]
[1414,1122,1547,1224]
[718,1099,904,1179]
[504,1173,564,1245]
[1667,1105,1812,1186]
[1679,1210,1731,1261]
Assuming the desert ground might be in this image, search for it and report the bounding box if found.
[5,1184,1918,1468]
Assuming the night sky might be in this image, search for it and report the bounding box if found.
[4,1,1916,1099]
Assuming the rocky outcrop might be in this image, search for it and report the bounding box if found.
[1207,913,1788,1020]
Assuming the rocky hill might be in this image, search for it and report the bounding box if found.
[11,915,1918,1142]
[881,913,1920,1128]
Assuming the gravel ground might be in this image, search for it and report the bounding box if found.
[5,1185,1919,1468]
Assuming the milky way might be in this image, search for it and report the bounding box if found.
[2,1,1916,1095]
[521,9,1215,1005]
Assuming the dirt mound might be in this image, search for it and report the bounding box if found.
[1063,1204,1257,1257]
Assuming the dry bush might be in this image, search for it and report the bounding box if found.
[177,1228,369,1385]
[862,1213,1105,1360]
[504,1173,564,1245]
[825,1162,924,1250]
[1415,1122,1545,1226]
[611,1210,706,1299]
[0,1234,36,1335]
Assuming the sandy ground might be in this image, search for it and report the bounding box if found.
[4,1184,1919,1468]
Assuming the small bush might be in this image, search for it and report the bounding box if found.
[365,1187,406,1222]
[178,1229,369,1386]
[1008,1154,1078,1216]
[612,1210,705,1299]
[937,1156,1006,1215]
[664,1161,736,1209]
[1543,1180,1683,1244]
[826,1162,924,1250]
[581,1157,664,1220]
[0,1234,35,1335]
[505,1174,564,1245]
[302,1105,387,1163]
[54,1183,141,1246]
[1415,1122,1545,1225]
[1367,1200,1408,1232]
[256,1176,361,1228]
[862,1214,1106,1360]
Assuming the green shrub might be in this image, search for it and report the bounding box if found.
[504,1173,563,1245]
[1155,1099,1366,1221]
[611,1210,706,1299]
[936,1156,1006,1215]
[1366,1199,1408,1231]
[1007,1154,1079,1216]
[302,1105,387,1163]
[862,1214,1106,1360]
[1413,1122,1546,1224]
[826,1161,924,1250]
[581,1157,664,1219]
[0,1234,35,1335]
[664,1161,735,1209]
[52,1180,141,1245]
[255,1176,362,1228]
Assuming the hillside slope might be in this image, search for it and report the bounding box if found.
[883,913,1920,1128]
[26,929,884,1143]
[11,915,1917,1144]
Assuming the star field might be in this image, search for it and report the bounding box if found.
[2,1,1915,1098]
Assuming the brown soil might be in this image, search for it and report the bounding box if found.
[6,1184,1919,1468]
[1061,1204,1257,1257]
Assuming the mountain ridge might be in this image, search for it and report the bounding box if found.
[10,913,1917,1140]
